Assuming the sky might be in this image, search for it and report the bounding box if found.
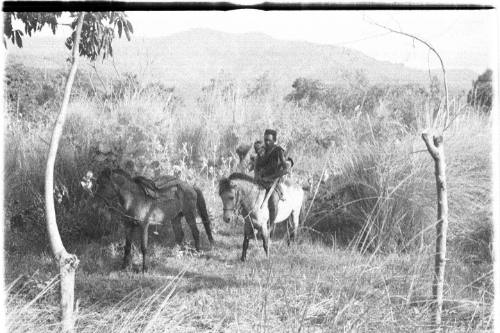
[12,9,498,73]
[124,10,497,73]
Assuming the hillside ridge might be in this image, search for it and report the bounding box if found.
[6,28,476,93]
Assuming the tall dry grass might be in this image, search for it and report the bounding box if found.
[5,270,189,333]
[4,76,492,259]
[4,72,492,331]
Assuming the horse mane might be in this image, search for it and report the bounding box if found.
[113,168,134,180]
[219,172,261,195]
[228,172,259,185]
[100,167,132,181]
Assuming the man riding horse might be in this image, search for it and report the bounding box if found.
[254,129,290,232]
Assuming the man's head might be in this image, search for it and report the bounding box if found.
[264,129,277,149]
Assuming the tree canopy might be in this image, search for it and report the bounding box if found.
[3,11,133,60]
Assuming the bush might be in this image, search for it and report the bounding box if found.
[285,72,436,131]
[106,72,141,101]
[306,108,491,261]
[245,71,273,99]
[4,63,64,121]
[467,69,492,113]
[306,118,432,252]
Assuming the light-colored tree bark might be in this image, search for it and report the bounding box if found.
[422,131,449,331]
[44,12,85,333]
[368,19,450,332]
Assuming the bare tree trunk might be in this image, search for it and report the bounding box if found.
[366,20,451,332]
[44,12,85,333]
[422,131,449,332]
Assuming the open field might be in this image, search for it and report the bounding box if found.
[5,219,493,332]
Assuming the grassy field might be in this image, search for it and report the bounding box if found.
[4,217,492,332]
[3,61,493,331]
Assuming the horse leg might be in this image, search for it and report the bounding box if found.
[241,235,250,262]
[241,220,253,262]
[141,223,150,273]
[123,223,136,269]
[184,212,200,251]
[268,191,279,237]
[171,213,184,246]
[289,210,300,245]
[261,226,270,259]
[286,211,299,246]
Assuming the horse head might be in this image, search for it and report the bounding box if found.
[218,177,240,223]
[95,168,129,203]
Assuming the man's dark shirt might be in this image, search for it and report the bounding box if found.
[257,145,288,188]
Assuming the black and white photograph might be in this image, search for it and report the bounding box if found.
[1,3,498,332]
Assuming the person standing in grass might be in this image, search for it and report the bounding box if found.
[255,129,290,232]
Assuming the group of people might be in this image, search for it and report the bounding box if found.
[248,129,292,231]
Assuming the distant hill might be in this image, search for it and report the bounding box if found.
[6,28,476,97]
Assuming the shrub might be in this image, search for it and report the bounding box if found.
[285,72,436,131]
[4,62,64,122]
[467,69,492,113]
[306,119,433,252]
[245,71,273,99]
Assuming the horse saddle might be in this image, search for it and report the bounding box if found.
[134,175,182,200]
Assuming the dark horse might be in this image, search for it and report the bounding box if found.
[219,173,304,261]
[94,168,214,272]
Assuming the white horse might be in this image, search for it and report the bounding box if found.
[218,173,304,261]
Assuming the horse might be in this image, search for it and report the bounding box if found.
[94,168,214,272]
[218,173,304,261]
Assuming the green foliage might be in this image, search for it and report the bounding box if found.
[467,69,492,113]
[3,12,62,48]
[4,11,133,62]
[285,73,436,131]
[65,12,133,61]
[3,63,101,121]
[4,63,64,121]
[285,77,326,106]
[107,72,141,100]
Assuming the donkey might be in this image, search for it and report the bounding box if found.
[94,168,214,272]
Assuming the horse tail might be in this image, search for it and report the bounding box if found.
[194,186,214,244]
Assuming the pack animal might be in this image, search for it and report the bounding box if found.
[94,168,214,272]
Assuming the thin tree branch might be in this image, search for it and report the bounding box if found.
[421,131,439,160]
[88,62,109,95]
[366,19,450,131]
